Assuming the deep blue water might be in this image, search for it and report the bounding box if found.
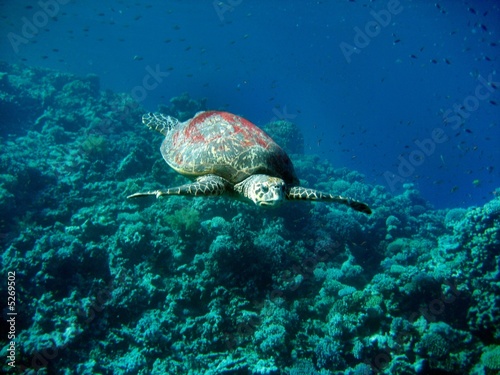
[1,0,499,208]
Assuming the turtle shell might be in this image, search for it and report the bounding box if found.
[161,111,299,185]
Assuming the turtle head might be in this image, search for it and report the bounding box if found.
[234,175,286,207]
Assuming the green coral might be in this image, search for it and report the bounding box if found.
[481,345,500,370]
[164,207,200,232]
[420,332,449,359]
[81,134,108,157]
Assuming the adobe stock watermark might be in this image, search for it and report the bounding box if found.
[364,280,462,373]
[222,238,344,350]
[340,0,403,63]
[384,72,498,192]
[50,63,169,179]
[130,64,170,103]
[213,0,243,23]
[7,0,69,54]
[270,105,298,123]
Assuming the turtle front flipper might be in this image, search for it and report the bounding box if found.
[127,175,231,199]
[286,186,372,215]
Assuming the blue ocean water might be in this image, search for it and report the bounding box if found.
[1,0,498,209]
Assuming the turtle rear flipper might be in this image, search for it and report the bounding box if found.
[286,186,372,214]
[142,112,179,135]
[127,175,230,199]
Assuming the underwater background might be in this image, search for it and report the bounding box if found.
[0,0,499,374]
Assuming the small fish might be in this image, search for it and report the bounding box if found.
[468,7,476,15]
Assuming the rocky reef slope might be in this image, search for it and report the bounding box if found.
[0,63,499,374]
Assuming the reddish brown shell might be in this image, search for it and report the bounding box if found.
[161,111,299,184]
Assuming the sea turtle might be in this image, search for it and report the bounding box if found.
[127,111,372,214]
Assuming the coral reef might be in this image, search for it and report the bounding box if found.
[0,63,499,374]
[157,92,207,122]
[262,120,305,155]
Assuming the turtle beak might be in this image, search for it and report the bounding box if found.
[254,181,285,207]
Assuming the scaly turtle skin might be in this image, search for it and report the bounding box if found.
[128,111,372,214]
